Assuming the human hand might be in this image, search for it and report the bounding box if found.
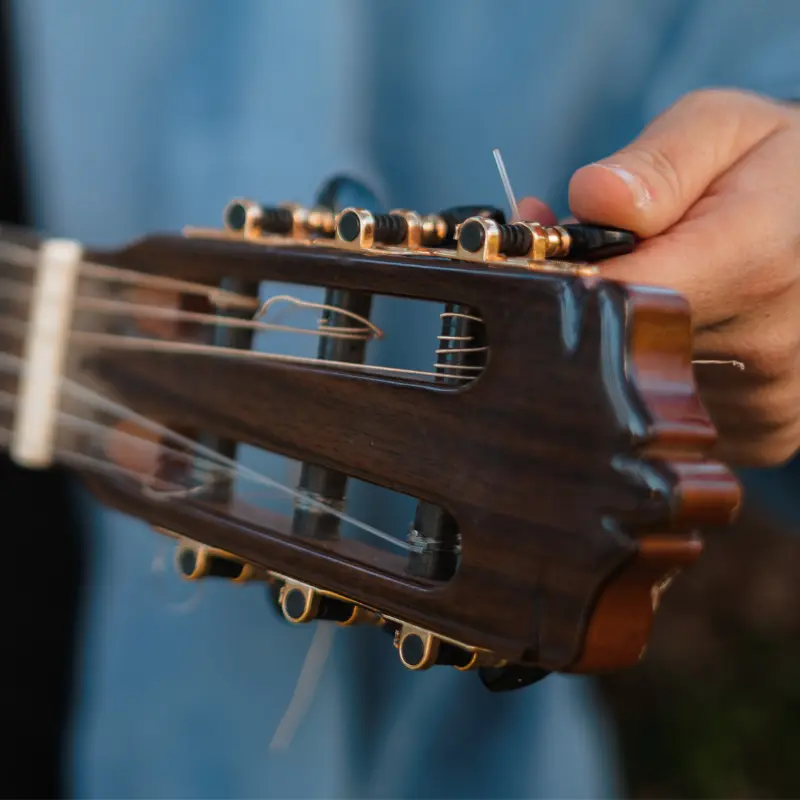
[520,89,800,467]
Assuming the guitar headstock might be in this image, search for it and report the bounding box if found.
[0,177,740,691]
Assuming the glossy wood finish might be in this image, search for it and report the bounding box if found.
[79,233,741,672]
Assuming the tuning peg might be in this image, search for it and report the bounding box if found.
[558,224,636,261]
[222,199,335,239]
[174,540,255,583]
[456,217,636,265]
[391,623,509,673]
[277,579,380,626]
[423,205,506,247]
[335,208,421,250]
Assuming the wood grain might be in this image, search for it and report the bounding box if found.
[78,234,741,672]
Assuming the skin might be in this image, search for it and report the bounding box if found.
[519,89,800,468]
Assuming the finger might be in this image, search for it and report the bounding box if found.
[598,207,747,327]
[700,374,800,435]
[711,424,800,468]
[567,90,789,238]
[517,196,558,225]
[597,181,794,327]
[694,287,800,382]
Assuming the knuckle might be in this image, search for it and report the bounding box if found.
[722,428,799,468]
[756,433,799,467]
[763,338,797,380]
[677,88,727,110]
[749,383,800,430]
[739,332,799,381]
[677,87,771,117]
[626,146,684,203]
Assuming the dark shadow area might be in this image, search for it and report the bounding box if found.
[0,3,87,796]
[599,484,800,799]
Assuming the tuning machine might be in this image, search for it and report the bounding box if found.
[391,622,505,672]
[334,207,425,251]
[169,534,261,584]
[222,198,336,240]
[333,205,508,253]
[273,575,381,627]
[174,542,255,584]
[455,216,636,266]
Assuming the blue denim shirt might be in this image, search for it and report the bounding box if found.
[11,1,800,796]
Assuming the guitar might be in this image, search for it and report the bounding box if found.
[0,176,740,693]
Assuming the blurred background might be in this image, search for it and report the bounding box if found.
[1,1,800,798]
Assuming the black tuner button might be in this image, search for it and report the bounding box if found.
[224,200,249,232]
[337,210,362,242]
[478,665,551,692]
[457,218,533,258]
[282,587,308,622]
[458,220,487,253]
[400,632,427,668]
[437,205,506,246]
[561,224,636,262]
[337,209,408,247]
[176,545,247,581]
[223,199,295,235]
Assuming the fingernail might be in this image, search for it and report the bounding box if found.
[593,163,651,208]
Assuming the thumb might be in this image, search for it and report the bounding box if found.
[567,90,788,238]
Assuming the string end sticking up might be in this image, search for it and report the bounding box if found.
[492,148,520,223]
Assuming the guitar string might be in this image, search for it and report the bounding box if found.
[0,241,478,750]
[0,275,380,342]
[0,237,738,372]
[0,352,410,551]
[0,238,259,310]
[488,151,745,372]
[0,230,744,750]
[0,415,208,614]
[0,316,484,384]
[0,259,484,383]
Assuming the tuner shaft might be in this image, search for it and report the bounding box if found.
[457,217,635,263]
[433,205,505,247]
[292,290,373,540]
[223,199,335,238]
[294,180,380,543]
[407,301,487,580]
[336,209,409,248]
[195,276,259,501]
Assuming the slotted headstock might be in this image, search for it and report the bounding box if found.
[1,178,740,691]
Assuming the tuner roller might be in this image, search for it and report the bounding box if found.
[223,198,335,239]
[174,541,255,583]
[456,217,566,263]
[394,624,476,671]
[431,205,506,247]
[278,580,379,626]
[223,198,265,237]
[334,205,509,251]
[455,216,636,265]
[335,207,426,251]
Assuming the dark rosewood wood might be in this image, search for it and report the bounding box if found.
[78,234,741,672]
